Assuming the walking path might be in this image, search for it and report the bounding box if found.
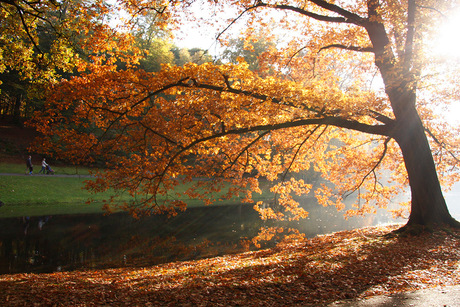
[328,285,460,307]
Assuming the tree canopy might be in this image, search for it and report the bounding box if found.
[23,0,460,230]
[0,0,140,122]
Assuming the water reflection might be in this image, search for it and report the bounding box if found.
[0,204,397,274]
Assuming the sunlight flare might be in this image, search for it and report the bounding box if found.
[431,9,460,60]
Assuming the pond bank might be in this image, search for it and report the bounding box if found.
[1,225,458,306]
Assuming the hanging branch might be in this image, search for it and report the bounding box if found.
[280,125,326,182]
[343,137,391,199]
[425,127,460,163]
[219,131,271,176]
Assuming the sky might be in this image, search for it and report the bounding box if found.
[445,182,460,219]
[173,29,220,54]
[171,1,237,56]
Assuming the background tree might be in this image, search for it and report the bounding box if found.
[172,47,213,66]
[136,37,175,72]
[221,35,276,74]
[32,0,460,231]
[129,8,175,72]
[0,0,139,123]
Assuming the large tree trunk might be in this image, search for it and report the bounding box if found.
[12,94,22,125]
[365,12,459,228]
[393,101,459,228]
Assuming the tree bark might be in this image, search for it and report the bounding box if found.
[364,2,459,228]
[384,74,459,228]
[393,104,459,227]
[12,94,22,125]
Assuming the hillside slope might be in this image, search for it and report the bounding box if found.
[0,121,39,163]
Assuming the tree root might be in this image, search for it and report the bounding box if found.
[388,217,460,237]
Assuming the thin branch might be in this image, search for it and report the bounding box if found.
[286,45,309,68]
[343,137,390,199]
[425,127,460,163]
[184,78,321,115]
[281,125,325,182]
[311,44,374,77]
[216,0,365,44]
[319,44,374,53]
[86,77,191,151]
[417,5,445,17]
[126,4,167,30]
[216,6,254,41]
[139,121,183,148]
[16,4,43,55]
[219,131,271,176]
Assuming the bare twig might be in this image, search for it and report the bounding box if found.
[425,127,460,163]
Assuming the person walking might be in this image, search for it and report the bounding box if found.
[26,155,33,175]
[38,158,48,174]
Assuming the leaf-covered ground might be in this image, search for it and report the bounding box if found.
[1,224,459,306]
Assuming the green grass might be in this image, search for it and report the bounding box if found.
[0,163,271,218]
[0,176,108,217]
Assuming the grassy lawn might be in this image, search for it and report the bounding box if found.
[0,175,109,217]
[0,163,270,218]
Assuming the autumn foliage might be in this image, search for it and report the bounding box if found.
[33,63,402,218]
[0,0,140,79]
[23,0,460,227]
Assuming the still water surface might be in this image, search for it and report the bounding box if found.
[0,204,398,274]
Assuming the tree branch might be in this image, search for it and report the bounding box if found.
[139,121,183,148]
[187,117,389,152]
[425,127,460,163]
[15,3,43,55]
[219,130,271,176]
[343,136,391,199]
[368,110,394,125]
[182,78,322,115]
[216,0,366,43]
[216,5,254,41]
[307,0,365,23]
[177,79,391,136]
[403,0,416,71]
[256,1,365,25]
[281,125,326,182]
[319,44,374,53]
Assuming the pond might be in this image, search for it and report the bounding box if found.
[0,203,399,275]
